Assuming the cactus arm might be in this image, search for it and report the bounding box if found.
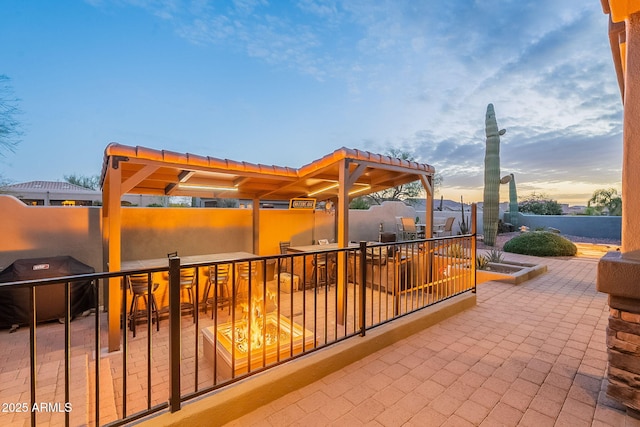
[509,174,518,226]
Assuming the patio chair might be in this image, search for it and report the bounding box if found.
[127,273,160,337]
[279,241,291,254]
[179,268,197,323]
[434,217,455,237]
[276,241,302,292]
[203,264,232,317]
[278,241,291,272]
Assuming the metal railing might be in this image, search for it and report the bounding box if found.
[0,234,475,426]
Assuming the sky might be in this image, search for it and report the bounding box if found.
[0,0,623,205]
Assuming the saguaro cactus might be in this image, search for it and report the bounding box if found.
[459,196,469,234]
[482,103,506,246]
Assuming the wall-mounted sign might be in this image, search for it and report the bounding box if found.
[289,198,316,210]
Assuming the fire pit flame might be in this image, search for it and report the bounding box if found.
[224,289,287,354]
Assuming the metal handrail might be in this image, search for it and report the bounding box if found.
[0,234,476,426]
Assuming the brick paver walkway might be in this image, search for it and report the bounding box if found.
[226,252,638,427]
[1,248,636,426]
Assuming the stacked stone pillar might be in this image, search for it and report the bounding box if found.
[606,304,640,412]
[599,252,640,414]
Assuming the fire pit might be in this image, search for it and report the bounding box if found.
[202,313,315,378]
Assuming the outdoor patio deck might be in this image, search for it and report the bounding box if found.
[0,249,633,426]
[226,250,636,427]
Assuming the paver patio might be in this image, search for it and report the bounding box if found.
[226,249,639,427]
[0,246,636,426]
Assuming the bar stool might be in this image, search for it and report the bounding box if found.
[311,254,328,292]
[179,268,197,323]
[236,262,257,301]
[203,264,231,317]
[127,273,160,337]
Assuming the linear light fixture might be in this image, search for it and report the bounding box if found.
[307,183,339,197]
[348,185,371,196]
[307,182,371,197]
[178,183,238,192]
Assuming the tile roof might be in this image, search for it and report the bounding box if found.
[1,181,99,193]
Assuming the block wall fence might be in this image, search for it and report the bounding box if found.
[1,196,621,276]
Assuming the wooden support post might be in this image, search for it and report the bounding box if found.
[336,159,349,325]
[106,157,122,352]
[252,198,260,255]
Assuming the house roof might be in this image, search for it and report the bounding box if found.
[100,143,435,201]
[1,181,99,194]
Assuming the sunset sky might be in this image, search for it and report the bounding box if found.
[0,1,622,205]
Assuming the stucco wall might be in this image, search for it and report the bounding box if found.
[349,201,417,242]
[0,195,336,272]
[349,201,484,242]
[0,195,103,272]
[258,209,334,255]
[514,212,621,240]
[120,207,254,261]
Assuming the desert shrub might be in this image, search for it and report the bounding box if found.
[447,243,465,258]
[486,248,504,263]
[503,231,577,257]
[349,197,370,209]
[519,192,563,215]
[476,254,489,270]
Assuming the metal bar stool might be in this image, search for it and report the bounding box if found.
[127,273,160,337]
[179,268,197,323]
[203,264,232,317]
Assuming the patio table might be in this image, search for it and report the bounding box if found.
[120,252,257,270]
[285,242,359,253]
[286,243,359,286]
[120,252,258,309]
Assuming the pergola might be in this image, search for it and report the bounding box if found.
[100,143,435,351]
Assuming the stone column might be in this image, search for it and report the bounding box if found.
[598,253,640,414]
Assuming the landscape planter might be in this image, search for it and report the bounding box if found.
[476,260,546,285]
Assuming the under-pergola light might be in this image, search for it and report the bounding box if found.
[177,183,238,192]
[307,183,339,197]
[307,182,371,197]
[348,185,371,196]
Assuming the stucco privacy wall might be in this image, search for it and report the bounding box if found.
[515,212,621,240]
[121,207,336,259]
[0,195,336,272]
[350,201,486,242]
[0,195,103,271]
[349,201,417,242]
[2,193,622,272]
[120,207,253,261]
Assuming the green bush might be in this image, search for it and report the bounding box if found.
[503,231,577,257]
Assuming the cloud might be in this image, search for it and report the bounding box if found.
[83,0,622,203]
